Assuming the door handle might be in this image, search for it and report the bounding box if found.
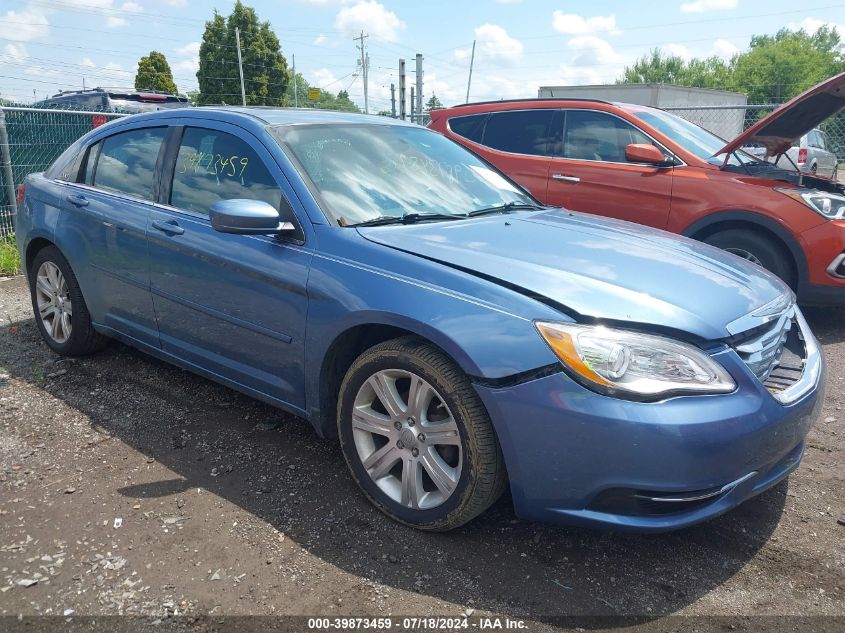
[151,219,185,235]
[551,174,580,183]
[65,193,89,207]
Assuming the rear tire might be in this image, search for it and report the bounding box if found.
[29,246,108,356]
[337,336,507,531]
[703,229,795,288]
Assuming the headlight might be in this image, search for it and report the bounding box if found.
[776,187,845,220]
[535,322,736,400]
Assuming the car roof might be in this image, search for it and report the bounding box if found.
[118,106,418,128]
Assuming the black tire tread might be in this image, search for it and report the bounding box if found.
[338,336,507,531]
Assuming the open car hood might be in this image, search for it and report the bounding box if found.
[719,71,845,156]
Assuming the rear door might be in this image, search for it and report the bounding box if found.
[545,109,674,229]
[449,109,557,202]
[59,126,166,346]
[147,122,312,409]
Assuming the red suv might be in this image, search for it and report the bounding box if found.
[429,73,845,305]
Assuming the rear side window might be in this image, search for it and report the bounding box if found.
[563,110,654,163]
[482,110,556,156]
[45,140,84,182]
[92,127,167,200]
[170,127,282,215]
[448,114,488,143]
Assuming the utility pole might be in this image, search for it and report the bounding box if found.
[390,83,396,118]
[235,27,247,106]
[292,53,298,107]
[354,31,369,114]
[465,40,476,103]
[410,87,415,124]
[415,53,423,119]
[398,58,406,120]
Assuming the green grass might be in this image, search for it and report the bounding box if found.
[0,237,21,276]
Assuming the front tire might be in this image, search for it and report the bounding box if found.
[338,336,506,531]
[703,229,795,288]
[29,246,108,356]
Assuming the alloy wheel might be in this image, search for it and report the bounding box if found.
[351,369,463,510]
[35,261,72,344]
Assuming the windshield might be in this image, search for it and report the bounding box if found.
[631,108,760,167]
[273,123,534,225]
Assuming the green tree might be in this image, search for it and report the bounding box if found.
[283,71,361,112]
[618,49,733,88]
[196,1,290,105]
[135,51,178,94]
[733,26,844,104]
[426,93,443,111]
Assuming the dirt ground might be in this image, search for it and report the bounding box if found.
[0,274,843,631]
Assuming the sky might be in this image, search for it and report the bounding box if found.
[2,0,845,110]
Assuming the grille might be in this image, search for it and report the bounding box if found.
[730,306,807,395]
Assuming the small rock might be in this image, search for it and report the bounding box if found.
[113,517,123,529]
[16,578,38,587]
[132,503,141,510]
[825,416,837,423]
[255,421,280,431]
[838,516,845,526]
[47,369,67,379]
[63,609,74,616]
[210,569,222,581]
[464,608,474,617]
[64,487,76,494]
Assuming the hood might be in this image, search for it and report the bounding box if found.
[358,210,790,341]
[720,71,845,156]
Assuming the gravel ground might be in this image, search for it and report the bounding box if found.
[0,274,843,630]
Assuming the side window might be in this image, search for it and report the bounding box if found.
[482,110,556,156]
[448,114,488,143]
[170,127,282,215]
[83,142,101,185]
[45,140,84,182]
[92,128,166,200]
[816,131,827,150]
[564,110,654,163]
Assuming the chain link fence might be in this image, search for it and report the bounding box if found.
[0,106,128,238]
[663,103,845,162]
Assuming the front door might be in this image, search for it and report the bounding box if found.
[146,123,311,409]
[545,109,674,229]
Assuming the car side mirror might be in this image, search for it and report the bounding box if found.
[625,143,672,166]
[209,199,296,235]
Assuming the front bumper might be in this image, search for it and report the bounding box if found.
[474,344,825,532]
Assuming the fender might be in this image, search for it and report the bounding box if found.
[682,210,809,287]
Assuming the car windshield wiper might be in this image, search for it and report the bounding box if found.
[350,212,467,227]
[467,201,547,217]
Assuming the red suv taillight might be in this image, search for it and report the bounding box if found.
[16,183,25,206]
[92,114,108,128]
[797,148,808,164]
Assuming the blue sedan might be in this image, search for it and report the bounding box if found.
[16,108,824,531]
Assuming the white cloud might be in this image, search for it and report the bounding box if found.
[664,43,691,60]
[680,0,736,14]
[312,68,339,90]
[552,12,619,35]
[119,1,143,12]
[104,62,123,72]
[789,17,845,36]
[712,38,739,58]
[163,0,186,6]
[0,8,49,42]
[81,57,96,68]
[0,43,28,66]
[455,24,524,65]
[176,41,200,57]
[557,36,624,84]
[313,33,327,46]
[106,15,127,27]
[335,1,405,42]
[173,41,200,75]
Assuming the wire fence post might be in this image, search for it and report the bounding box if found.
[0,107,18,225]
